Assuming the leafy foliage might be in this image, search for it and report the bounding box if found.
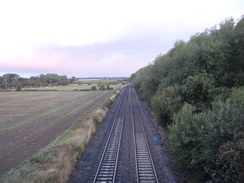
[168,90,244,182]
[181,73,213,111]
[152,84,183,126]
[0,73,74,89]
[131,16,244,182]
[91,86,97,90]
[203,97,244,182]
[15,83,22,91]
[168,104,206,170]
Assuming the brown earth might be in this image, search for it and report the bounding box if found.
[0,91,113,177]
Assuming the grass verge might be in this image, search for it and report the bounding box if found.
[0,92,118,183]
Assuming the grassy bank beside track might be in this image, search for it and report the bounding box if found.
[0,90,121,183]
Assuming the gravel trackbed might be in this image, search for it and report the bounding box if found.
[68,86,182,183]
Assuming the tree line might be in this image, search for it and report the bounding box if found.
[131,16,244,182]
[0,73,77,90]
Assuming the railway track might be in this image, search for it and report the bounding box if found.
[93,86,129,183]
[131,87,158,183]
[92,85,158,183]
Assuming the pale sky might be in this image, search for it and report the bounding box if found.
[0,0,243,78]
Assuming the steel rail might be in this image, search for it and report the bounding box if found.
[131,86,139,183]
[131,87,159,183]
[93,86,128,183]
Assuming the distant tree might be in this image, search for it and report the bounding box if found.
[22,80,30,88]
[31,81,38,87]
[0,76,4,83]
[59,75,68,82]
[106,84,111,90]
[99,84,106,90]
[91,86,97,90]
[0,81,8,89]
[19,77,28,83]
[39,74,47,83]
[46,74,59,83]
[3,73,20,83]
[70,76,77,83]
[15,83,22,91]
[29,76,39,81]
[38,74,69,85]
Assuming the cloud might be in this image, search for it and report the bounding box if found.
[30,34,163,77]
[0,0,243,77]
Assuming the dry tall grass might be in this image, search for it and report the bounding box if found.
[0,96,114,183]
[94,107,109,123]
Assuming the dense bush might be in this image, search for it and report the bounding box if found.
[169,88,244,182]
[99,84,106,90]
[168,104,206,172]
[15,83,22,91]
[131,16,244,182]
[91,86,97,90]
[181,73,214,112]
[151,84,183,126]
[204,98,244,182]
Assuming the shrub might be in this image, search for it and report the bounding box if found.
[230,86,244,108]
[106,84,111,90]
[209,86,231,101]
[181,73,214,112]
[203,98,244,182]
[16,83,22,91]
[169,92,244,182]
[151,84,183,126]
[99,84,106,90]
[91,86,97,90]
[168,103,207,180]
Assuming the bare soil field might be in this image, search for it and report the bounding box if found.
[0,90,113,177]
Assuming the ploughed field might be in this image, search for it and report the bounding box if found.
[0,90,113,177]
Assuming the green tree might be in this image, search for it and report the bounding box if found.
[203,97,244,182]
[70,76,77,83]
[99,84,105,90]
[131,16,244,182]
[168,103,207,180]
[152,84,183,126]
[181,74,214,111]
[91,86,97,90]
[15,83,22,91]
[3,73,20,83]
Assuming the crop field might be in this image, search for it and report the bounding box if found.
[0,90,113,177]
[21,80,125,91]
[22,83,123,91]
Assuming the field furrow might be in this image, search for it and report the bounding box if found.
[0,91,113,177]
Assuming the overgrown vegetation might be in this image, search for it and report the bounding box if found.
[131,16,244,182]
